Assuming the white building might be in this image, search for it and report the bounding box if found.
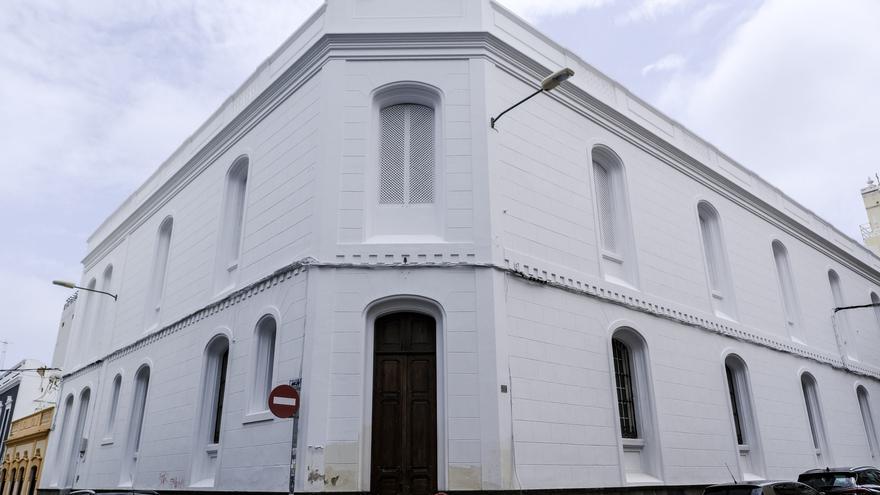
[42,1,880,494]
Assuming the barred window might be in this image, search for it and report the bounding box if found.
[612,338,638,439]
[105,373,122,436]
[801,373,829,460]
[858,386,879,458]
[379,104,434,205]
[772,241,801,338]
[249,316,276,414]
[726,365,744,444]
[594,160,618,254]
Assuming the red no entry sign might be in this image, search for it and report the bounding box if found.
[268,384,300,418]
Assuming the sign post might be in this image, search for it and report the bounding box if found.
[268,381,301,493]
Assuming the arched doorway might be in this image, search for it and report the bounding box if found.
[370,312,437,495]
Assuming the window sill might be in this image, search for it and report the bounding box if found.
[100,437,114,446]
[601,250,624,264]
[738,443,751,454]
[242,410,274,424]
[622,437,645,450]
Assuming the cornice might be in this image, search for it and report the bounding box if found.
[81,31,880,289]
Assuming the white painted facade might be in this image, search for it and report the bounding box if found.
[42,1,880,493]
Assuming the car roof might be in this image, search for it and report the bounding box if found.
[707,481,803,488]
[800,467,878,475]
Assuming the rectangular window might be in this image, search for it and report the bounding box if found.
[726,365,744,445]
[594,161,618,254]
[379,104,435,205]
[212,348,229,444]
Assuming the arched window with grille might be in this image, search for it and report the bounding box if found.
[857,386,879,458]
[698,202,736,319]
[610,328,660,482]
[146,216,173,329]
[120,366,150,486]
[215,156,249,294]
[724,355,764,479]
[771,241,802,342]
[829,270,857,360]
[104,373,122,440]
[592,146,637,287]
[249,316,277,415]
[64,388,90,487]
[191,335,230,487]
[370,84,443,241]
[801,373,831,464]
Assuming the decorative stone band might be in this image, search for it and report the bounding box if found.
[62,256,876,383]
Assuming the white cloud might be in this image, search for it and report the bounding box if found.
[685,2,729,34]
[642,53,686,76]
[657,0,880,241]
[496,0,613,22]
[617,0,691,24]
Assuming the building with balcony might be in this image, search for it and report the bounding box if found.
[42,1,880,494]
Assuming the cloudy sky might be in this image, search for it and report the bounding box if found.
[1,0,879,368]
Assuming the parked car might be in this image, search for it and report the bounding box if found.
[799,467,880,494]
[704,481,821,495]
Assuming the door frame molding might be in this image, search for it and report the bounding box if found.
[361,295,447,492]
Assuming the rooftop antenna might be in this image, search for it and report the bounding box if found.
[723,461,738,484]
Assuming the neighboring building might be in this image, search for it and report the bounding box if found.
[0,361,56,464]
[0,407,54,495]
[50,294,77,371]
[42,1,880,494]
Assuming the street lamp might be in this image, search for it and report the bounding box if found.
[490,67,575,129]
[52,280,118,301]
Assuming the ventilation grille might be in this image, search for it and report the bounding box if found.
[379,103,435,205]
[594,161,617,253]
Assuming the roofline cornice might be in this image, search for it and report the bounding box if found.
[81,31,880,289]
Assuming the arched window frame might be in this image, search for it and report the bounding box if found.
[367,82,445,242]
[828,269,858,361]
[64,388,91,488]
[871,292,880,332]
[857,385,879,458]
[723,354,765,479]
[49,394,74,487]
[246,314,277,418]
[590,146,638,288]
[800,372,831,465]
[190,333,231,487]
[120,365,150,487]
[146,216,174,330]
[608,327,661,483]
[214,156,249,295]
[103,373,123,443]
[94,264,114,347]
[771,240,802,342]
[697,201,737,320]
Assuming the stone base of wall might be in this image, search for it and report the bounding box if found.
[39,484,707,495]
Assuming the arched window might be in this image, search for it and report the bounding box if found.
[15,468,22,495]
[215,157,249,294]
[724,355,764,478]
[8,470,15,495]
[857,386,879,458]
[1,468,7,495]
[698,202,736,319]
[871,292,880,331]
[610,328,660,482]
[105,373,122,438]
[64,388,90,487]
[93,264,114,347]
[26,466,36,495]
[593,147,637,287]
[120,366,150,486]
[52,394,74,483]
[147,216,173,327]
[249,316,276,414]
[771,241,802,341]
[801,373,830,464]
[829,270,857,360]
[191,335,230,486]
[369,84,442,241]
[379,104,434,205]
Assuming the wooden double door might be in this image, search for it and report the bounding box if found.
[371,312,438,495]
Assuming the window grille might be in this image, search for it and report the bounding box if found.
[594,161,618,253]
[251,317,276,413]
[772,241,799,327]
[801,374,826,455]
[699,209,723,292]
[858,387,879,457]
[379,103,434,205]
[612,339,638,439]
[726,365,744,445]
[106,374,122,434]
[212,348,229,444]
[130,368,150,454]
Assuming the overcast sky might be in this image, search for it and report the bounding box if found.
[1,0,879,368]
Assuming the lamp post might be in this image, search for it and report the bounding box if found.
[490,67,575,129]
[52,280,118,301]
